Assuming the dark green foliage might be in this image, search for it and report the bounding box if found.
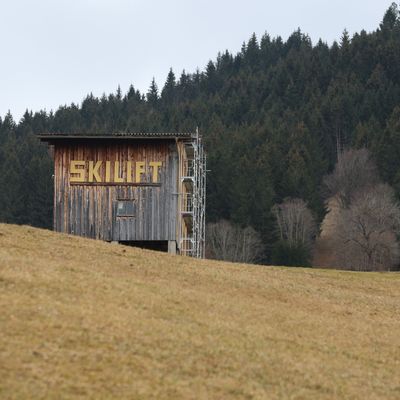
[0,116,53,228]
[376,106,400,197]
[161,69,176,103]
[146,78,159,106]
[1,4,400,263]
[271,241,312,267]
[380,2,399,31]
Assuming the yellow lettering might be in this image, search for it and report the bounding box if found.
[69,160,162,184]
[105,161,111,182]
[88,161,102,182]
[114,161,124,183]
[127,161,132,183]
[70,160,85,182]
[149,161,162,182]
[135,161,145,183]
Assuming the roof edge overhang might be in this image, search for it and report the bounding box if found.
[37,132,194,142]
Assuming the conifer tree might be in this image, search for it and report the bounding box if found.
[161,68,176,102]
[146,78,159,105]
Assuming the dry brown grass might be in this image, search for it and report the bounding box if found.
[0,223,400,399]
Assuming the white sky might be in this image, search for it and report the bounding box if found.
[0,0,394,121]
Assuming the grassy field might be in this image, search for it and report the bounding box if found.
[0,224,400,399]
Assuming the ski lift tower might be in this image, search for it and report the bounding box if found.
[178,128,207,258]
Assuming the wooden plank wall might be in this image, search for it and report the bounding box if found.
[54,139,178,242]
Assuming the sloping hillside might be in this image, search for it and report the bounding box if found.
[0,224,399,399]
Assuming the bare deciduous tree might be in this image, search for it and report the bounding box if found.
[272,198,317,250]
[323,148,379,208]
[206,220,264,263]
[334,184,400,271]
[319,148,400,271]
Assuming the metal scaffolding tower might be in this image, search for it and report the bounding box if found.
[179,128,206,258]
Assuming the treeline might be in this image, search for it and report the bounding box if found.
[1,3,400,268]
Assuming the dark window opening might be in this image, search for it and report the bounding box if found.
[116,200,135,217]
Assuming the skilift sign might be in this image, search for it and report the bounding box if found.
[69,160,162,184]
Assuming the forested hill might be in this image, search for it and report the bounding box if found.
[1,4,400,263]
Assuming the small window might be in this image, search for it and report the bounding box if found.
[116,200,135,217]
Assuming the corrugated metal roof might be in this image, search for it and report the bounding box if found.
[37,132,193,140]
[113,132,193,137]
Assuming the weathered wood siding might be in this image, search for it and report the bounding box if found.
[54,139,178,241]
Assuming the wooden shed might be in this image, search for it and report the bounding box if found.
[38,131,206,257]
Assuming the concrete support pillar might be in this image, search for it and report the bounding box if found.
[168,240,177,255]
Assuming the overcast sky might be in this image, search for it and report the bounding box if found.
[0,0,394,121]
